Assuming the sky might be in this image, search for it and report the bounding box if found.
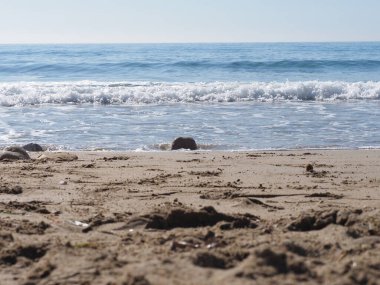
[0,0,379,44]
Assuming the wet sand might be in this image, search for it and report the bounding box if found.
[0,150,379,285]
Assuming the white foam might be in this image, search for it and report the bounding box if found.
[0,80,379,106]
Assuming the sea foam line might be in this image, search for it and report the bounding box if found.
[0,81,379,106]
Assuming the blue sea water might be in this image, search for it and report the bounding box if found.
[0,42,379,150]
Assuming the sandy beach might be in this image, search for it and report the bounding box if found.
[0,149,379,284]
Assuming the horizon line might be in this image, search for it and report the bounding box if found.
[1,40,380,45]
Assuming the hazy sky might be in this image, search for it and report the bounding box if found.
[0,0,379,43]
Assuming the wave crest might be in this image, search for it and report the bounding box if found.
[0,81,379,106]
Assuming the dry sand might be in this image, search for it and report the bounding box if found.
[0,150,379,285]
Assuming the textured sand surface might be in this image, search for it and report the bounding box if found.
[0,150,379,285]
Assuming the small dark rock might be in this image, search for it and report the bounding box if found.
[22,143,44,152]
[12,186,23,194]
[0,185,23,195]
[171,137,198,150]
[306,164,314,172]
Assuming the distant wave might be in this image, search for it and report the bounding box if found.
[2,59,380,74]
[0,81,379,106]
[173,59,380,70]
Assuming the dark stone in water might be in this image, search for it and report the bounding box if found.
[23,143,44,152]
[171,137,198,150]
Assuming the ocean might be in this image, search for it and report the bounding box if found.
[0,42,379,151]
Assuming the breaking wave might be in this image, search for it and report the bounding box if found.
[0,80,379,106]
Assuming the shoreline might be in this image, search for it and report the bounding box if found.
[4,146,378,153]
[1,149,379,284]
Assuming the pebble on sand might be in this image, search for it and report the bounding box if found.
[306,164,314,172]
